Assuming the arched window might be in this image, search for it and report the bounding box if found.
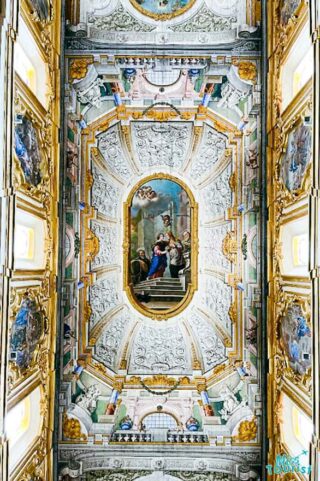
[280,392,312,472]
[6,386,42,471]
[142,412,177,430]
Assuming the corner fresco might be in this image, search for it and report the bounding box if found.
[127,176,196,314]
[14,115,43,186]
[280,123,312,192]
[9,297,44,370]
[279,302,311,376]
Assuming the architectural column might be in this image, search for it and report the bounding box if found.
[196,382,214,416]
[106,388,119,415]
[106,380,123,415]
[310,1,320,479]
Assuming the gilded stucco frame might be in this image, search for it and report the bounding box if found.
[267,0,314,471]
[123,172,198,320]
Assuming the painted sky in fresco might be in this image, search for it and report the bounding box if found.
[131,0,192,15]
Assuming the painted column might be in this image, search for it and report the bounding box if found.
[197,384,214,416]
[106,388,119,415]
[106,380,123,415]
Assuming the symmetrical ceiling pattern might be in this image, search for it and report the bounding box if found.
[66,0,258,48]
[80,115,241,375]
[58,0,262,479]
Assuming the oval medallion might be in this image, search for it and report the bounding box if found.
[124,174,198,319]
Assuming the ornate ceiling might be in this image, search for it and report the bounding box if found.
[66,0,260,49]
[59,0,262,478]
[74,108,254,380]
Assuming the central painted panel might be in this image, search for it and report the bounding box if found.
[124,174,198,318]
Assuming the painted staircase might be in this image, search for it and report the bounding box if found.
[133,277,186,309]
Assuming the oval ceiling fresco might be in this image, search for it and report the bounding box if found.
[124,174,198,318]
[130,0,196,20]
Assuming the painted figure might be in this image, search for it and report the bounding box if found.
[30,0,51,21]
[280,0,300,25]
[134,249,151,282]
[167,231,185,278]
[281,124,312,192]
[280,304,311,375]
[129,178,193,310]
[147,233,168,279]
[10,298,43,369]
[14,116,42,186]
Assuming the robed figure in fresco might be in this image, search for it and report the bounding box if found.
[167,232,185,278]
[147,233,169,279]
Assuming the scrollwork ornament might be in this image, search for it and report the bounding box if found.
[222,230,237,263]
[63,414,87,441]
[85,227,100,263]
[233,417,258,442]
[237,61,257,82]
[69,58,93,81]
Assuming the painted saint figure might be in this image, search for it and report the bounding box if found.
[147,233,168,279]
[167,231,185,278]
[135,249,151,282]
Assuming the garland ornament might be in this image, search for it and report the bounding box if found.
[139,377,181,395]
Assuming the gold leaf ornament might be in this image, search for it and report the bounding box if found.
[234,417,257,441]
[69,59,93,81]
[63,414,87,440]
[238,61,257,82]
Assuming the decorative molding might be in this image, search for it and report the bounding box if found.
[88,4,156,32]
[189,311,227,372]
[189,124,227,182]
[169,5,237,32]
[131,122,193,171]
[97,124,133,180]
[128,324,192,375]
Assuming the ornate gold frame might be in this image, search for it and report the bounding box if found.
[275,104,312,205]
[123,172,198,320]
[276,295,311,394]
[129,0,196,21]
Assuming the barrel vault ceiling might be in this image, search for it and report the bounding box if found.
[59,0,262,479]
